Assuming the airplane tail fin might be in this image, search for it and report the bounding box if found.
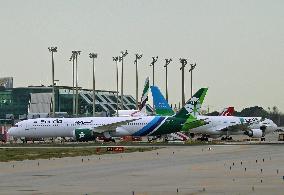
[174,88,208,119]
[151,86,175,116]
[219,107,235,116]
[139,77,150,113]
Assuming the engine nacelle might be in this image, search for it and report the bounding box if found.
[245,129,264,138]
[73,128,95,141]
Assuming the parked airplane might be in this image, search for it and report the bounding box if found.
[151,86,278,140]
[8,88,208,142]
[115,79,206,142]
[115,77,149,117]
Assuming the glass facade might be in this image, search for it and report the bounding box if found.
[0,87,51,119]
[0,86,153,119]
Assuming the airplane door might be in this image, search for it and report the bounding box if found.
[24,122,37,137]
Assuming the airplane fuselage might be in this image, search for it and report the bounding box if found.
[8,116,187,139]
[189,116,277,137]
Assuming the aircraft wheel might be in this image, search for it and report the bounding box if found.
[261,137,265,141]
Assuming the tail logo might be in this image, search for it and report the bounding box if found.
[184,97,201,116]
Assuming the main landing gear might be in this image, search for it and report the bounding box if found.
[221,136,233,141]
[197,135,209,142]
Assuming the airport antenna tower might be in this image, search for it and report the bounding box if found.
[119,50,128,110]
[89,52,98,117]
[48,46,57,117]
[189,63,197,97]
[164,58,172,101]
[150,56,158,86]
[179,58,188,107]
[113,56,119,116]
[72,50,81,116]
[69,53,76,115]
[134,53,143,110]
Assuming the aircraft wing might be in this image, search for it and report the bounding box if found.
[93,118,141,133]
[213,124,250,132]
[275,127,284,132]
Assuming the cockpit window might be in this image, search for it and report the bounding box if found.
[34,121,37,123]
[13,125,18,127]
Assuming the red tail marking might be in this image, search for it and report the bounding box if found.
[220,107,234,116]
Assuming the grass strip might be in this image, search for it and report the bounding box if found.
[0,147,158,162]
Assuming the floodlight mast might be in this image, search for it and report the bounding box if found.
[164,58,172,101]
[134,53,143,110]
[189,63,197,97]
[89,53,98,117]
[113,56,119,116]
[120,50,128,109]
[69,53,76,115]
[72,50,81,116]
[48,46,57,117]
[179,58,188,107]
[150,56,158,86]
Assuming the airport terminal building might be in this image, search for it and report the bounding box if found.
[0,77,152,120]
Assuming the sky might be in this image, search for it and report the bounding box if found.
[0,0,283,112]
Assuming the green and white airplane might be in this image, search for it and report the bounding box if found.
[8,88,208,141]
[151,86,278,140]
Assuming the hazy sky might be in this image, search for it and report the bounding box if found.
[1,0,283,112]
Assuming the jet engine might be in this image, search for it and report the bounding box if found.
[73,128,95,141]
[260,125,267,131]
[245,129,264,138]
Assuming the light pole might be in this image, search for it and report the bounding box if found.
[189,63,197,97]
[89,52,98,117]
[113,56,119,116]
[48,46,57,117]
[72,50,81,116]
[164,58,172,101]
[69,53,76,116]
[134,53,143,110]
[150,56,158,86]
[179,58,188,107]
[120,50,128,109]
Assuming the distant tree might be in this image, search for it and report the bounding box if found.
[205,111,219,116]
[268,106,282,126]
[235,106,269,118]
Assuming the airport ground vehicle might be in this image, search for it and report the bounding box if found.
[278,133,284,141]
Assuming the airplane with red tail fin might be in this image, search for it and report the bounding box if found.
[219,107,235,116]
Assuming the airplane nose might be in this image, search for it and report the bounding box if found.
[7,127,15,136]
[274,124,278,128]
